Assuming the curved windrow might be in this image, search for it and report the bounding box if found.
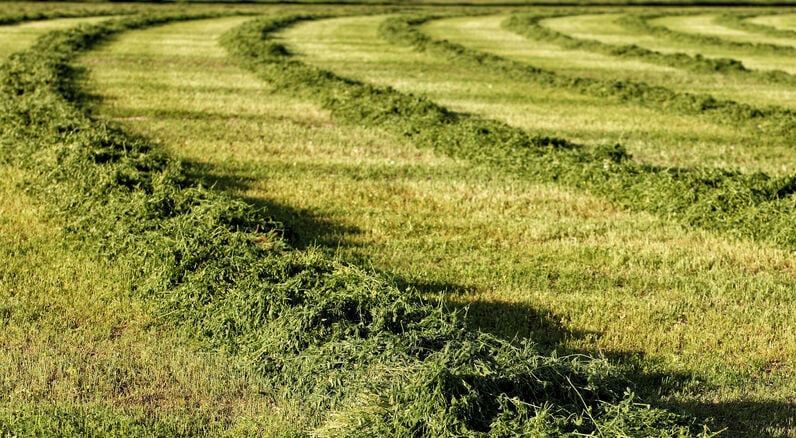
[228,16,796,434]
[283,15,796,175]
[621,12,796,75]
[715,12,796,41]
[503,12,796,101]
[433,14,681,76]
[0,10,314,436]
[750,12,796,32]
[389,15,795,171]
[409,14,795,133]
[254,16,796,435]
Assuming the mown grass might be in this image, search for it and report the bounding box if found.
[537,10,796,77]
[262,13,796,436]
[715,12,796,41]
[455,14,687,77]
[3,3,795,436]
[79,11,796,436]
[3,9,716,437]
[0,158,284,436]
[0,2,131,25]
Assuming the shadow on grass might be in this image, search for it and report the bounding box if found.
[185,158,795,437]
[251,197,362,250]
[184,159,362,250]
[664,399,796,438]
[386,275,585,351]
[381,274,796,436]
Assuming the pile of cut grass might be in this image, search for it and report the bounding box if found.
[0,13,714,436]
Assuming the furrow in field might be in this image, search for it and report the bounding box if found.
[439,14,796,112]
[280,15,794,175]
[619,13,796,74]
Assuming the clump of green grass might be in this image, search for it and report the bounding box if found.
[0,13,715,436]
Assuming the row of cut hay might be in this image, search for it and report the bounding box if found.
[383,15,795,139]
[619,12,796,58]
[505,11,796,86]
[0,7,132,26]
[235,14,796,255]
[0,13,713,437]
[503,12,756,77]
[373,15,796,250]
